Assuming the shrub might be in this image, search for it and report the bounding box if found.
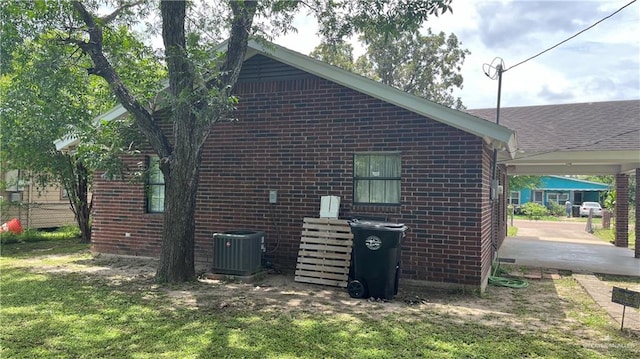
[547,201,565,216]
[0,225,80,244]
[521,202,549,220]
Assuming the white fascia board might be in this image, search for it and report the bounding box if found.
[95,104,129,123]
[247,41,517,158]
[543,187,610,191]
[55,104,129,151]
[54,135,79,151]
[508,164,625,176]
[505,150,640,164]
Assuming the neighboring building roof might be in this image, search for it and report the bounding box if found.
[468,100,640,175]
[56,40,517,157]
[538,176,611,191]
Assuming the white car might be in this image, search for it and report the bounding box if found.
[579,202,602,217]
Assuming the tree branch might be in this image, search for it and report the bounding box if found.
[184,1,258,148]
[100,0,145,24]
[71,1,172,159]
[218,1,258,88]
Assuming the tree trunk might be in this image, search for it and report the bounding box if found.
[155,154,200,282]
[72,0,257,282]
[74,161,92,243]
[61,155,92,244]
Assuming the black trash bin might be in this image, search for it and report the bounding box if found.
[572,205,580,218]
[348,220,408,300]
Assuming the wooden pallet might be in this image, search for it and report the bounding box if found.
[294,217,353,288]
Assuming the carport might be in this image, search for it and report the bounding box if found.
[469,100,640,260]
[499,220,639,276]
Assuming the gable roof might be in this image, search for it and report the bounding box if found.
[539,176,611,191]
[56,40,517,157]
[468,100,640,175]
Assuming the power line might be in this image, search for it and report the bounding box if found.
[504,0,637,73]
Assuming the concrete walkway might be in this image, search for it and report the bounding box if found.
[499,220,639,331]
[574,274,639,331]
[500,220,639,276]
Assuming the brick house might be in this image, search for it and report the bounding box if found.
[63,41,517,292]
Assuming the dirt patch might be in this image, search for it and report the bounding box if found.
[16,250,638,344]
[21,254,542,315]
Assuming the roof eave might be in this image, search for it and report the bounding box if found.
[56,40,518,156]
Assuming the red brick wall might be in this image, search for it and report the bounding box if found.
[615,173,629,247]
[91,70,498,289]
[91,162,163,258]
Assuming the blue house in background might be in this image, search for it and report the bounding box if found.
[509,176,611,208]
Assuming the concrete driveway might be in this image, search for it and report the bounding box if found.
[498,220,639,277]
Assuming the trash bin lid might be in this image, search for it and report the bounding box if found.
[349,220,407,231]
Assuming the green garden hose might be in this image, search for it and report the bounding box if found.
[489,275,529,288]
[489,260,529,288]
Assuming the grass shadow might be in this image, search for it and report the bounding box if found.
[2,240,639,358]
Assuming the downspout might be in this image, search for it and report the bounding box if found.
[490,63,504,259]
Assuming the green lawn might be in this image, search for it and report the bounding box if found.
[593,227,636,249]
[1,240,639,358]
[512,214,604,223]
[0,225,81,244]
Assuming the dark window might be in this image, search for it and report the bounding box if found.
[147,156,165,213]
[509,191,520,205]
[354,153,401,204]
[533,190,544,204]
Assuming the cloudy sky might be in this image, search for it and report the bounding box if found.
[274,0,640,109]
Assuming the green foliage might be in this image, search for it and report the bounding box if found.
[309,40,355,71]
[1,2,165,242]
[311,28,469,109]
[579,175,614,185]
[603,190,616,210]
[0,197,24,223]
[547,201,565,216]
[313,0,453,40]
[592,227,635,249]
[0,225,80,245]
[358,29,469,109]
[520,202,549,220]
[0,2,164,178]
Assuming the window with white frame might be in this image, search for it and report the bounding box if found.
[146,156,165,213]
[354,153,401,204]
[533,190,543,204]
[547,192,569,205]
[508,191,520,205]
